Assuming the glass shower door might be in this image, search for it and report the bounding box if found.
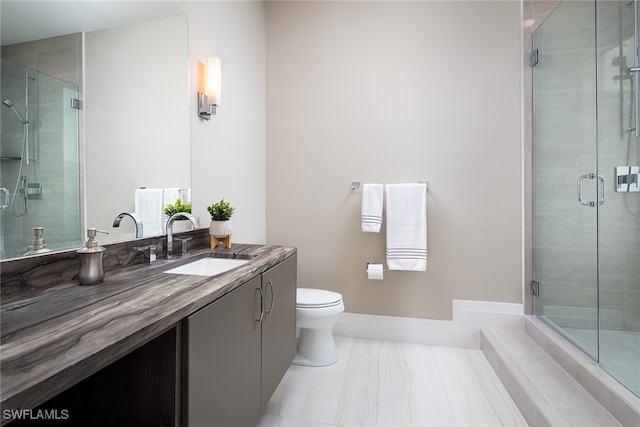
[532,0,599,359]
[596,0,640,397]
[534,0,640,397]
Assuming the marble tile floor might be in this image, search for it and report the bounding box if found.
[258,336,527,427]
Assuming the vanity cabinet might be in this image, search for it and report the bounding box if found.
[183,254,297,426]
[183,275,262,427]
[260,254,297,409]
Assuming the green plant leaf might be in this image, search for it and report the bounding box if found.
[164,199,192,217]
[207,198,235,221]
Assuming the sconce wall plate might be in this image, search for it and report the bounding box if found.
[198,92,213,120]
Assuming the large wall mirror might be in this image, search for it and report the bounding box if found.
[0,1,190,260]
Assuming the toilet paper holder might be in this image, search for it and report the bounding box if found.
[365,263,385,272]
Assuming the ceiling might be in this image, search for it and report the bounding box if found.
[1,1,185,46]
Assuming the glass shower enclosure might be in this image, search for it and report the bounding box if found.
[0,59,81,259]
[533,0,640,397]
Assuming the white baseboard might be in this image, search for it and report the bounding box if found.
[333,299,524,349]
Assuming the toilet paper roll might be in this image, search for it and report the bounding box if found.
[367,263,384,280]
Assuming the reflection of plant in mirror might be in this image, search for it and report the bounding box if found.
[207,199,235,221]
[164,199,192,218]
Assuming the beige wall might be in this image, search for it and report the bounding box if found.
[265,1,523,320]
[186,1,267,244]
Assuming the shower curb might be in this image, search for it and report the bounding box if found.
[523,316,640,426]
[481,329,565,426]
[481,318,639,427]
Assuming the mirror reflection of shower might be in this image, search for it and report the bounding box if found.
[2,99,28,125]
[2,72,32,218]
[1,57,81,258]
[1,57,81,259]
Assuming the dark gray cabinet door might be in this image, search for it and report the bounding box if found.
[261,254,297,409]
[184,276,262,427]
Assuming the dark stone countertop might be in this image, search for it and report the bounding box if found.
[0,242,296,413]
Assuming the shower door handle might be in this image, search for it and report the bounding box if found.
[577,173,606,206]
[597,174,606,205]
[0,188,8,209]
[577,173,596,207]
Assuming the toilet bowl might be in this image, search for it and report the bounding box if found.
[293,288,344,367]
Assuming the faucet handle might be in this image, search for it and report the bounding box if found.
[175,237,192,256]
[135,244,157,264]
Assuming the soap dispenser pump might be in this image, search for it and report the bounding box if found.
[77,228,107,285]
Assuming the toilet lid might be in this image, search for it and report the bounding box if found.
[297,288,343,308]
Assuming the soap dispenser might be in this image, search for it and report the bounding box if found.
[24,227,53,255]
[77,228,107,285]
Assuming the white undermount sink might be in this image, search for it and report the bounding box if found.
[164,257,250,276]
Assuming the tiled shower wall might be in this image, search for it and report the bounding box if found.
[597,2,640,332]
[1,34,82,257]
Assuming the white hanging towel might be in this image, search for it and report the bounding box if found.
[361,183,383,233]
[179,188,192,203]
[163,188,181,206]
[385,183,427,271]
[135,188,164,237]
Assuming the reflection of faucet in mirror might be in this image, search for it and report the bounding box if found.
[112,212,144,238]
[166,212,199,259]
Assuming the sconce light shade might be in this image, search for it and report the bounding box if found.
[207,57,221,106]
[198,56,221,121]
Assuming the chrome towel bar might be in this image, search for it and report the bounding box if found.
[351,180,428,190]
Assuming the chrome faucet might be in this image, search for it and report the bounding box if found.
[166,212,199,259]
[112,212,144,238]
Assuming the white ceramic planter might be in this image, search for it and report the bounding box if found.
[171,219,192,233]
[209,220,232,238]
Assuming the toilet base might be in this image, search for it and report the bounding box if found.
[292,327,338,366]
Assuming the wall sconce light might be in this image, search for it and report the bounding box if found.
[198,57,221,120]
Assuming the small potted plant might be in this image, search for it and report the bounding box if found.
[164,199,192,232]
[207,198,235,239]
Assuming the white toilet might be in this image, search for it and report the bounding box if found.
[293,288,344,366]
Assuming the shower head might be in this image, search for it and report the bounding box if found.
[2,99,28,125]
